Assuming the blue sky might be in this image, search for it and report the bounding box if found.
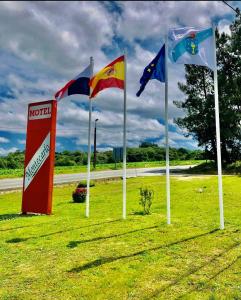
[0,1,240,155]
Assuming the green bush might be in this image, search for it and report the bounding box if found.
[55,157,76,166]
[72,187,87,203]
[77,180,95,188]
[139,187,154,215]
[225,161,241,174]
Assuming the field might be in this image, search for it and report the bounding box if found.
[1,175,241,299]
[0,160,203,179]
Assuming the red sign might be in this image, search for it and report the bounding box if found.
[22,100,57,214]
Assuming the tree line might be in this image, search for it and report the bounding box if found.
[0,143,204,169]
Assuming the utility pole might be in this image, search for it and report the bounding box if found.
[93,118,98,169]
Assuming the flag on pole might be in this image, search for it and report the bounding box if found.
[136,42,171,225]
[89,56,124,98]
[86,57,94,218]
[169,25,224,229]
[88,55,126,219]
[168,27,214,70]
[136,44,165,97]
[55,64,91,100]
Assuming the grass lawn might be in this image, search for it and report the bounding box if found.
[180,161,241,175]
[1,175,241,299]
[0,160,203,179]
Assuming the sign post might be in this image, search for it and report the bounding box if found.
[112,147,123,169]
[22,100,57,215]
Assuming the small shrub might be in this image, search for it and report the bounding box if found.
[77,180,95,188]
[139,187,154,215]
[72,187,87,203]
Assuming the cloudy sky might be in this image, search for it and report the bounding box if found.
[0,1,240,155]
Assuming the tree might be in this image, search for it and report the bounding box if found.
[174,14,241,164]
[139,142,158,148]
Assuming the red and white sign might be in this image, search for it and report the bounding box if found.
[22,100,57,215]
[29,103,52,120]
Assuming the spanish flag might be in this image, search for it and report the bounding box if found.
[89,55,124,98]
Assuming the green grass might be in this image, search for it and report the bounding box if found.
[0,160,203,179]
[1,176,241,299]
[179,161,241,175]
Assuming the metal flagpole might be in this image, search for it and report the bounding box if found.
[212,25,224,229]
[86,56,94,218]
[165,35,171,225]
[123,51,127,219]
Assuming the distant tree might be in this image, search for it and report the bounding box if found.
[55,157,76,166]
[0,158,7,168]
[139,142,158,148]
[127,148,148,162]
[0,147,205,169]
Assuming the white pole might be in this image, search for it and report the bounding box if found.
[165,36,171,225]
[212,26,224,229]
[86,56,94,218]
[123,52,127,219]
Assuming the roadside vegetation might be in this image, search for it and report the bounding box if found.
[178,161,241,175]
[0,160,203,179]
[0,143,204,169]
[1,176,241,299]
[0,143,204,179]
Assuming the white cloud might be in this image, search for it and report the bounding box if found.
[0,147,18,156]
[0,1,114,76]
[17,139,26,145]
[0,137,9,143]
[218,19,232,36]
[97,146,113,152]
[117,1,231,42]
[0,1,235,151]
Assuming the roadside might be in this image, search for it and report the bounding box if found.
[176,161,241,175]
[0,165,196,192]
[0,160,203,179]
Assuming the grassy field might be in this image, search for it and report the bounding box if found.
[0,160,203,179]
[1,175,241,299]
[180,161,241,175]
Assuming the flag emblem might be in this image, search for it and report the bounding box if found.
[105,66,115,76]
[185,33,198,55]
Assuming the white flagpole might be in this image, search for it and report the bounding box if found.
[86,56,94,218]
[123,52,127,219]
[212,25,224,229]
[165,35,171,225]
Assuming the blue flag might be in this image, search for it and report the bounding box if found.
[136,44,165,97]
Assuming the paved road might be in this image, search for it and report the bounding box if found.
[0,165,194,191]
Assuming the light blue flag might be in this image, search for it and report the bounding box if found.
[168,27,215,70]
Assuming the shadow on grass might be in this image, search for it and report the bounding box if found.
[132,211,145,216]
[67,225,159,248]
[175,162,217,175]
[0,213,50,232]
[206,255,241,281]
[0,213,37,222]
[5,219,121,243]
[0,225,32,232]
[0,219,63,232]
[155,242,241,300]
[6,237,28,243]
[68,228,219,273]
